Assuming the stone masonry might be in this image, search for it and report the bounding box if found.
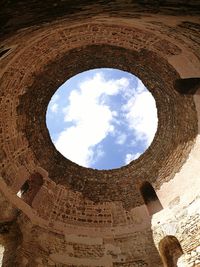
[0,1,200,266]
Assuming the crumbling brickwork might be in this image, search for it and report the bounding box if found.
[0,1,200,266]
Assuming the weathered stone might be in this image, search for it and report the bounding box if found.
[0,1,200,266]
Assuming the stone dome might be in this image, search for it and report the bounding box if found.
[0,1,200,266]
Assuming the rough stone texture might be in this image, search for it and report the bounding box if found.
[0,1,200,266]
[0,20,198,208]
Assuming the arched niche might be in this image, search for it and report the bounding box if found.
[159,235,183,267]
[140,181,163,216]
[174,78,200,94]
[17,172,43,206]
[0,47,10,59]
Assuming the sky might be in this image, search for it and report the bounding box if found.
[46,68,158,170]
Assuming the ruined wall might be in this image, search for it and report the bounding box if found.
[0,1,200,266]
[151,88,200,267]
[0,19,198,207]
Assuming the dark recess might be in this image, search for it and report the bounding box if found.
[174,78,200,94]
[0,47,10,58]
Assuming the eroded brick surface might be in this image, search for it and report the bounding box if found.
[0,1,200,266]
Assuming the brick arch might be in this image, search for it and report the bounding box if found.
[140,181,163,216]
[18,172,44,206]
[174,77,200,94]
[159,235,183,267]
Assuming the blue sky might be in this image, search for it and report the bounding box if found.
[46,68,157,170]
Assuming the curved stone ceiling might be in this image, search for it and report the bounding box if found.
[0,20,198,209]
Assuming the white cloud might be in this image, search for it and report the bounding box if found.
[55,72,130,167]
[49,94,59,113]
[90,144,105,166]
[50,103,58,113]
[125,152,141,164]
[123,80,158,147]
[52,94,59,102]
[116,133,127,145]
[49,72,157,168]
